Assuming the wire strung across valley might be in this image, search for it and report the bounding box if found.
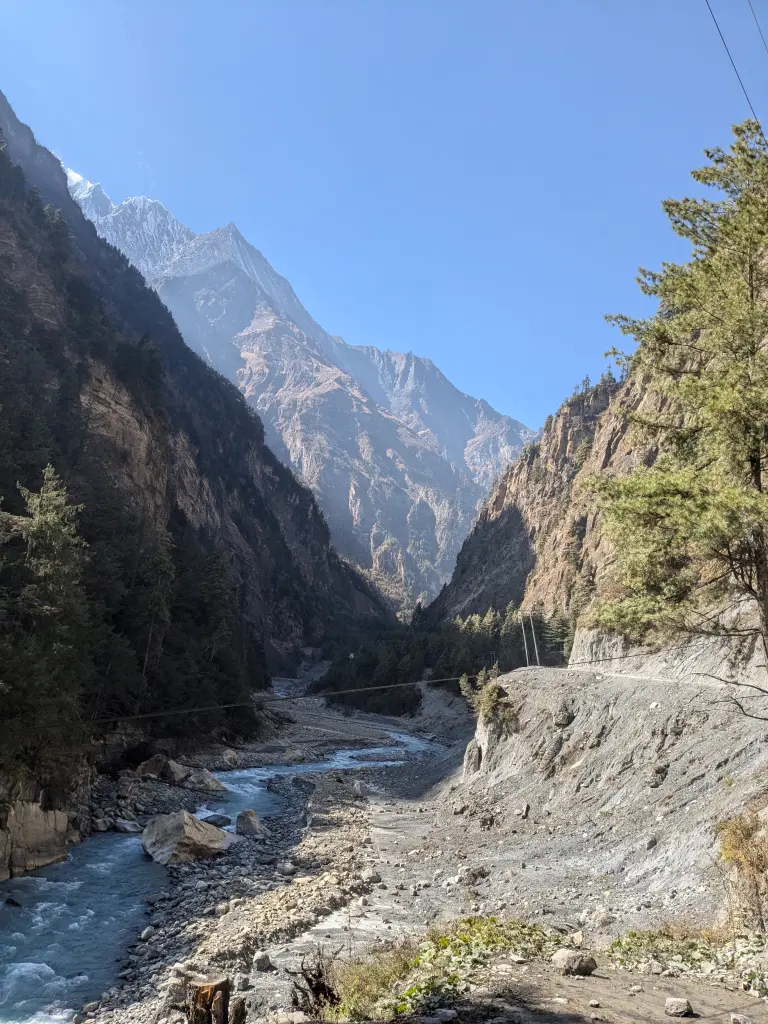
[82,636,726,726]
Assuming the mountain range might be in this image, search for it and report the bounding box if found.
[68,171,534,607]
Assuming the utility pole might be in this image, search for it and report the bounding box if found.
[520,611,530,667]
[529,613,541,666]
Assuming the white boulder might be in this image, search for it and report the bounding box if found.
[141,810,238,865]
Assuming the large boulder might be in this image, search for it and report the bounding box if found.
[551,949,597,976]
[181,768,227,794]
[141,810,238,865]
[136,754,169,779]
[236,809,270,838]
[163,759,192,784]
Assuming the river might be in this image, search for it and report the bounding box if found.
[0,728,437,1024]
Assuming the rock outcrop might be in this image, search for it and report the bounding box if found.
[141,810,238,865]
[423,376,632,624]
[0,796,72,881]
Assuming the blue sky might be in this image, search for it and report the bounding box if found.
[2,0,767,427]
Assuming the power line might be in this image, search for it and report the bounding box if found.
[704,0,766,135]
[83,638,724,727]
[746,0,768,59]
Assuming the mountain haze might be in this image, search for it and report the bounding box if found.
[67,174,534,607]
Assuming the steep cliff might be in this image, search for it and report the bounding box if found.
[66,174,534,607]
[0,90,390,877]
[423,375,650,625]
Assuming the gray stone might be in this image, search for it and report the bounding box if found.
[236,809,270,838]
[114,819,143,834]
[276,860,296,876]
[221,748,239,768]
[551,949,597,976]
[360,867,381,883]
[136,754,168,779]
[589,907,616,928]
[665,997,693,1017]
[92,819,109,832]
[163,759,192,785]
[140,926,155,941]
[463,739,482,776]
[201,814,231,828]
[180,767,227,794]
[730,1016,753,1024]
[645,836,658,850]
[253,951,274,972]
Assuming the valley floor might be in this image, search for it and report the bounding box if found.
[83,668,768,1024]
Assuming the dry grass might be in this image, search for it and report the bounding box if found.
[309,916,562,1021]
[323,938,419,1020]
[716,811,768,933]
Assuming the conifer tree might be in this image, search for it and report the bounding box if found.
[594,122,768,657]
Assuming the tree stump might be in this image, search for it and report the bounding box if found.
[186,975,230,1024]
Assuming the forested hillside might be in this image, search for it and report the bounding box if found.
[0,96,390,788]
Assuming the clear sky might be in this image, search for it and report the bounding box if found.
[2,0,767,427]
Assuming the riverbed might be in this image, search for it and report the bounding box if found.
[0,728,437,1024]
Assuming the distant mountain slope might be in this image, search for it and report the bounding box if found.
[68,173,534,607]
[0,88,389,691]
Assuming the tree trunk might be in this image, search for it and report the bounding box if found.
[186,975,230,1024]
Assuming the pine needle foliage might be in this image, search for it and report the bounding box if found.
[593,121,768,654]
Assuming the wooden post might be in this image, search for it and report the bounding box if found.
[186,975,230,1024]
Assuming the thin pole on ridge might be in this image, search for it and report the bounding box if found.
[520,611,530,667]
[529,613,541,666]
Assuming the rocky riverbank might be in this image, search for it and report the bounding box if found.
[19,666,768,1024]
[88,770,385,1024]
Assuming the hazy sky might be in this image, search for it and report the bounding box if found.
[2,0,767,426]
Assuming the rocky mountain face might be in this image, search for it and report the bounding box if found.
[0,93,388,661]
[0,89,393,877]
[422,375,643,625]
[66,176,534,607]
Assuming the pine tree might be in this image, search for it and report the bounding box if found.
[0,466,92,777]
[594,121,768,657]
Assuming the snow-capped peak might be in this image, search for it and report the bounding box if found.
[66,172,195,281]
